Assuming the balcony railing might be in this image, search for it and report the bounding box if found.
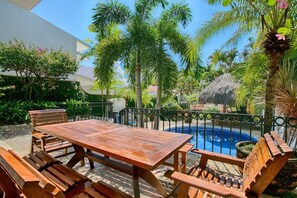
[50,103,297,156]
[56,102,113,121]
[118,108,297,156]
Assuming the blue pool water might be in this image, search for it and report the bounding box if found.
[166,126,258,156]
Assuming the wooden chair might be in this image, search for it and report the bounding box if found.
[23,150,89,198]
[165,131,293,198]
[0,147,64,198]
[0,146,133,198]
[29,109,74,158]
[24,150,133,198]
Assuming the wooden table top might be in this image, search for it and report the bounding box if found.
[35,120,192,170]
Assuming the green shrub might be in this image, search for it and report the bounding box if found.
[0,101,56,124]
[0,75,84,102]
[63,99,91,118]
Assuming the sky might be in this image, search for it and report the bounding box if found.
[32,0,239,67]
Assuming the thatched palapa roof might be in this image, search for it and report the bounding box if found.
[199,73,239,105]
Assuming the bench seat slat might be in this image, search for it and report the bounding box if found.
[41,170,69,192]
[47,166,76,186]
[52,164,89,183]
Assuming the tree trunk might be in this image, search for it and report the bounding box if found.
[28,84,33,101]
[154,75,162,130]
[135,48,143,127]
[263,53,281,133]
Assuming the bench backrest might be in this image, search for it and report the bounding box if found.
[242,131,293,197]
[29,109,68,127]
[0,147,64,198]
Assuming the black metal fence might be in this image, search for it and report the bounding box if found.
[56,102,113,121]
[118,108,297,156]
[53,103,297,156]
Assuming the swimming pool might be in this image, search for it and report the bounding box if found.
[166,126,258,156]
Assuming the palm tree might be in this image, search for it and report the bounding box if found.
[196,0,296,132]
[146,3,197,110]
[91,0,168,126]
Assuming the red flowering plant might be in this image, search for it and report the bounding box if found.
[0,40,78,101]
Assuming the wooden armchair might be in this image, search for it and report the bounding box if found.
[165,131,293,198]
[29,109,74,158]
[23,150,133,198]
[0,146,132,198]
[0,147,64,198]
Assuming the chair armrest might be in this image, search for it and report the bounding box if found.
[32,131,51,140]
[0,147,39,189]
[192,149,245,168]
[165,170,246,198]
[179,143,194,154]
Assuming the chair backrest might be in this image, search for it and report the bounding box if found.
[242,131,293,197]
[29,109,68,127]
[0,147,64,198]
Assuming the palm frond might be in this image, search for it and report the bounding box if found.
[92,1,131,38]
[93,33,130,87]
[161,3,192,27]
[135,0,168,21]
[220,25,253,49]
[195,10,241,48]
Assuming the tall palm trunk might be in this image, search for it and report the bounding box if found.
[264,53,281,133]
[262,32,290,133]
[154,74,162,129]
[135,48,143,127]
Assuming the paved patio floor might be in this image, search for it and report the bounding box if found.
[0,124,295,197]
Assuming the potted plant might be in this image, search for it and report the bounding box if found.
[235,141,257,173]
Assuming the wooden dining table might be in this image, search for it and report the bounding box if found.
[35,119,192,198]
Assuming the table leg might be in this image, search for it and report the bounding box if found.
[86,149,94,169]
[66,145,85,168]
[174,152,180,186]
[132,166,140,198]
[138,168,168,197]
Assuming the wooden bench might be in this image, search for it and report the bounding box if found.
[165,131,293,198]
[29,109,74,158]
[24,150,133,198]
[0,147,64,198]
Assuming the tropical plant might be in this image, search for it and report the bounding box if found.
[91,0,196,127]
[0,101,56,124]
[0,85,15,97]
[235,50,268,114]
[91,62,126,99]
[64,99,91,119]
[144,3,198,111]
[274,61,297,149]
[0,40,78,101]
[208,48,239,73]
[90,0,170,127]
[196,0,297,132]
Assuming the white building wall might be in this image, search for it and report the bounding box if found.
[0,0,89,81]
[0,0,78,58]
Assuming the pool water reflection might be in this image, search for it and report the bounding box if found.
[166,126,258,156]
